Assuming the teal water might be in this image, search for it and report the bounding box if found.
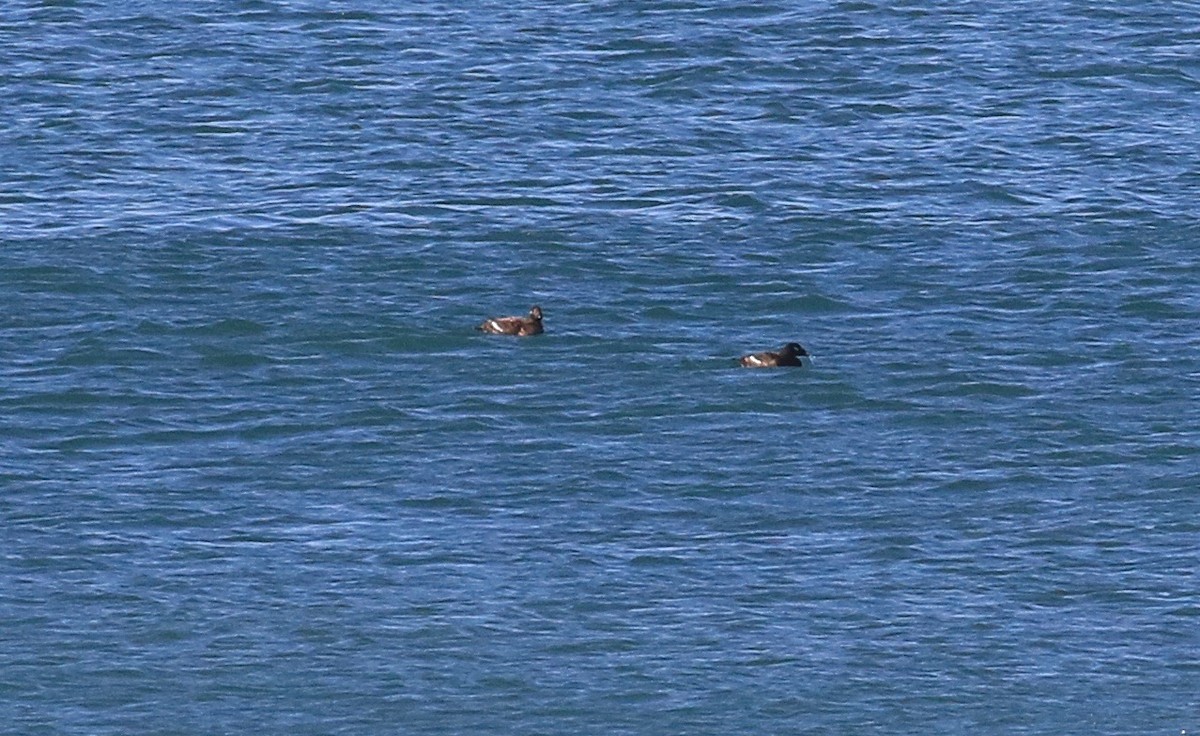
[2,2,1199,733]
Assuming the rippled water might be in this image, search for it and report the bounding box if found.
[3,1,1199,733]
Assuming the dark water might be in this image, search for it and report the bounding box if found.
[3,1,1199,733]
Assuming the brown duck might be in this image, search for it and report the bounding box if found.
[476,305,544,336]
[739,342,808,368]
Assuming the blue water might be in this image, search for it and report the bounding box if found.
[3,1,1199,733]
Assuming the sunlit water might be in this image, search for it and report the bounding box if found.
[2,2,1198,733]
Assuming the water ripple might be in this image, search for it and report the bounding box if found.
[3,1,1199,733]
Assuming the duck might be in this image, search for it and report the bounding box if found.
[739,342,808,368]
[476,305,544,336]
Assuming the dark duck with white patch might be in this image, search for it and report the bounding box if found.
[476,305,544,336]
[739,342,808,368]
